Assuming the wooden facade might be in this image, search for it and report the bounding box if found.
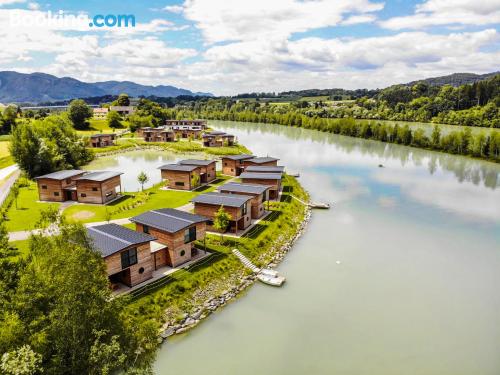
[76,174,122,204]
[202,132,235,147]
[179,160,217,184]
[142,128,175,142]
[221,155,254,176]
[239,176,282,200]
[243,159,279,168]
[160,168,201,191]
[105,242,153,287]
[217,188,269,219]
[90,134,116,148]
[193,201,251,233]
[135,222,206,268]
[36,171,85,202]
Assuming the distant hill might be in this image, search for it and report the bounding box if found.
[404,72,499,87]
[0,71,212,103]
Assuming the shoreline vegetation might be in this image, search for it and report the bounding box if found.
[187,111,500,162]
[1,122,311,373]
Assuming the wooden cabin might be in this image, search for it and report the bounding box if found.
[87,224,156,288]
[75,171,123,204]
[178,159,217,184]
[158,164,201,191]
[221,154,255,176]
[90,134,116,148]
[243,156,279,168]
[244,165,285,174]
[131,208,209,268]
[239,172,282,200]
[109,106,135,116]
[217,182,270,219]
[191,192,253,233]
[202,131,235,147]
[164,120,206,139]
[165,119,207,130]
[93,107,109,119]
[35,170,86,202]
[142,127,175,143]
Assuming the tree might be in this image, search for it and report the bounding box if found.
[213,205,231,242]
[10,183,19,209]
[190,173,200,189]
[1,106,18,134]
[1,345,42,375]
[107,111,122,129]
[0,210,157,374]
[10,116,93,178]
[117,93,130,106]
[137,171,149,191]
[68,99,92,130]
[431,125,441,148]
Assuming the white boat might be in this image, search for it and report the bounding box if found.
[260,268,279,277]
[257,273,286,286]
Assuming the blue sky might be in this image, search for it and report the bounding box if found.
[0,0,498,95]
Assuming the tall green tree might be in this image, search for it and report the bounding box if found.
[137,171,149,191]
[117,93,130,106]
[0,210,158,374]
[213,205,231,242]
[107,110,122,129]
[68,99,92,130]
[1,105,18,134]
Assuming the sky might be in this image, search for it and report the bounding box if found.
[0,0,499,95]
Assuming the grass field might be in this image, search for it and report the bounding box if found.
[0,141,14,168]
[3,181,60,232]
[62,176,231,224]
[76,119,129,136]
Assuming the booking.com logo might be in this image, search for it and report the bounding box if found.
[88,14,135,28]
[8,10,135,28]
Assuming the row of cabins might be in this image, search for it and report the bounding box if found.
[35,170,123,204]
[77,155,286,289]
[87,208,209,288]
[93,106,136,119]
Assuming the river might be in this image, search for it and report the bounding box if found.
[153,121,500,375]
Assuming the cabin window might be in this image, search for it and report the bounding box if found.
[54,192,60,197]
[121,248,138,269]
[143,225,149,234]
[138,267,145,274]
[224,162,228,166]
[92,187,98,192]
[242,202,248,215]
[80,193,87,197]
[41,185,47,189]
[184,226,196,243]
[175,181,185,187]
[180,250,186,257]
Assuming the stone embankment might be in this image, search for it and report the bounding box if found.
[158,207,312,341]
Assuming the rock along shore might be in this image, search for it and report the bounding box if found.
[158,206,312,341]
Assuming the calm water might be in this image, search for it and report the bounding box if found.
[85,150,214,192]
[145,121,499,375]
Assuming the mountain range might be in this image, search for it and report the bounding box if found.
[404,72,499,87]
[0,71,212,103]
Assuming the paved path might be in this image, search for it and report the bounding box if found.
[8,217,133,241]
[0,165,20,206]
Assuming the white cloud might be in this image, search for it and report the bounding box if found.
[162,5,184,14]
[0,0,25,6]
[380,0,500,29]
[183,0,384,43]
[27,1,38,10]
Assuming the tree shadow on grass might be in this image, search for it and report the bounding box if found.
[242,223,267,239]
[265,210,282,222]
[280,194,291,203]
[282,186,293,193]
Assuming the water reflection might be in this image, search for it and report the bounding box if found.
[211,121,500,222]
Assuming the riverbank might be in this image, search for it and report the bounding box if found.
[189,113,500,162]
[124,175,310,340]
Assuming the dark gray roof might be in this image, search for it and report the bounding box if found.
[90,133,115,138]
[178,159,216,167]
[76,171,123,182]
[245,166,285,173]
[247,156,279,164]
[131,208,209,233]
[217,182,269,195]
[157,164,199,172]
[204,131,226,136]
[87,224,156,258]
[222,154,254,161]
[240,172,283,180]
[191,192,253,207]
[35,169,85,180]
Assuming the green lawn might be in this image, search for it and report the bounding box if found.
[8,239,30,259]
[0,141,14,169]
[3,181,60,232]
[77,119,129,136]
[63,176,231,224]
